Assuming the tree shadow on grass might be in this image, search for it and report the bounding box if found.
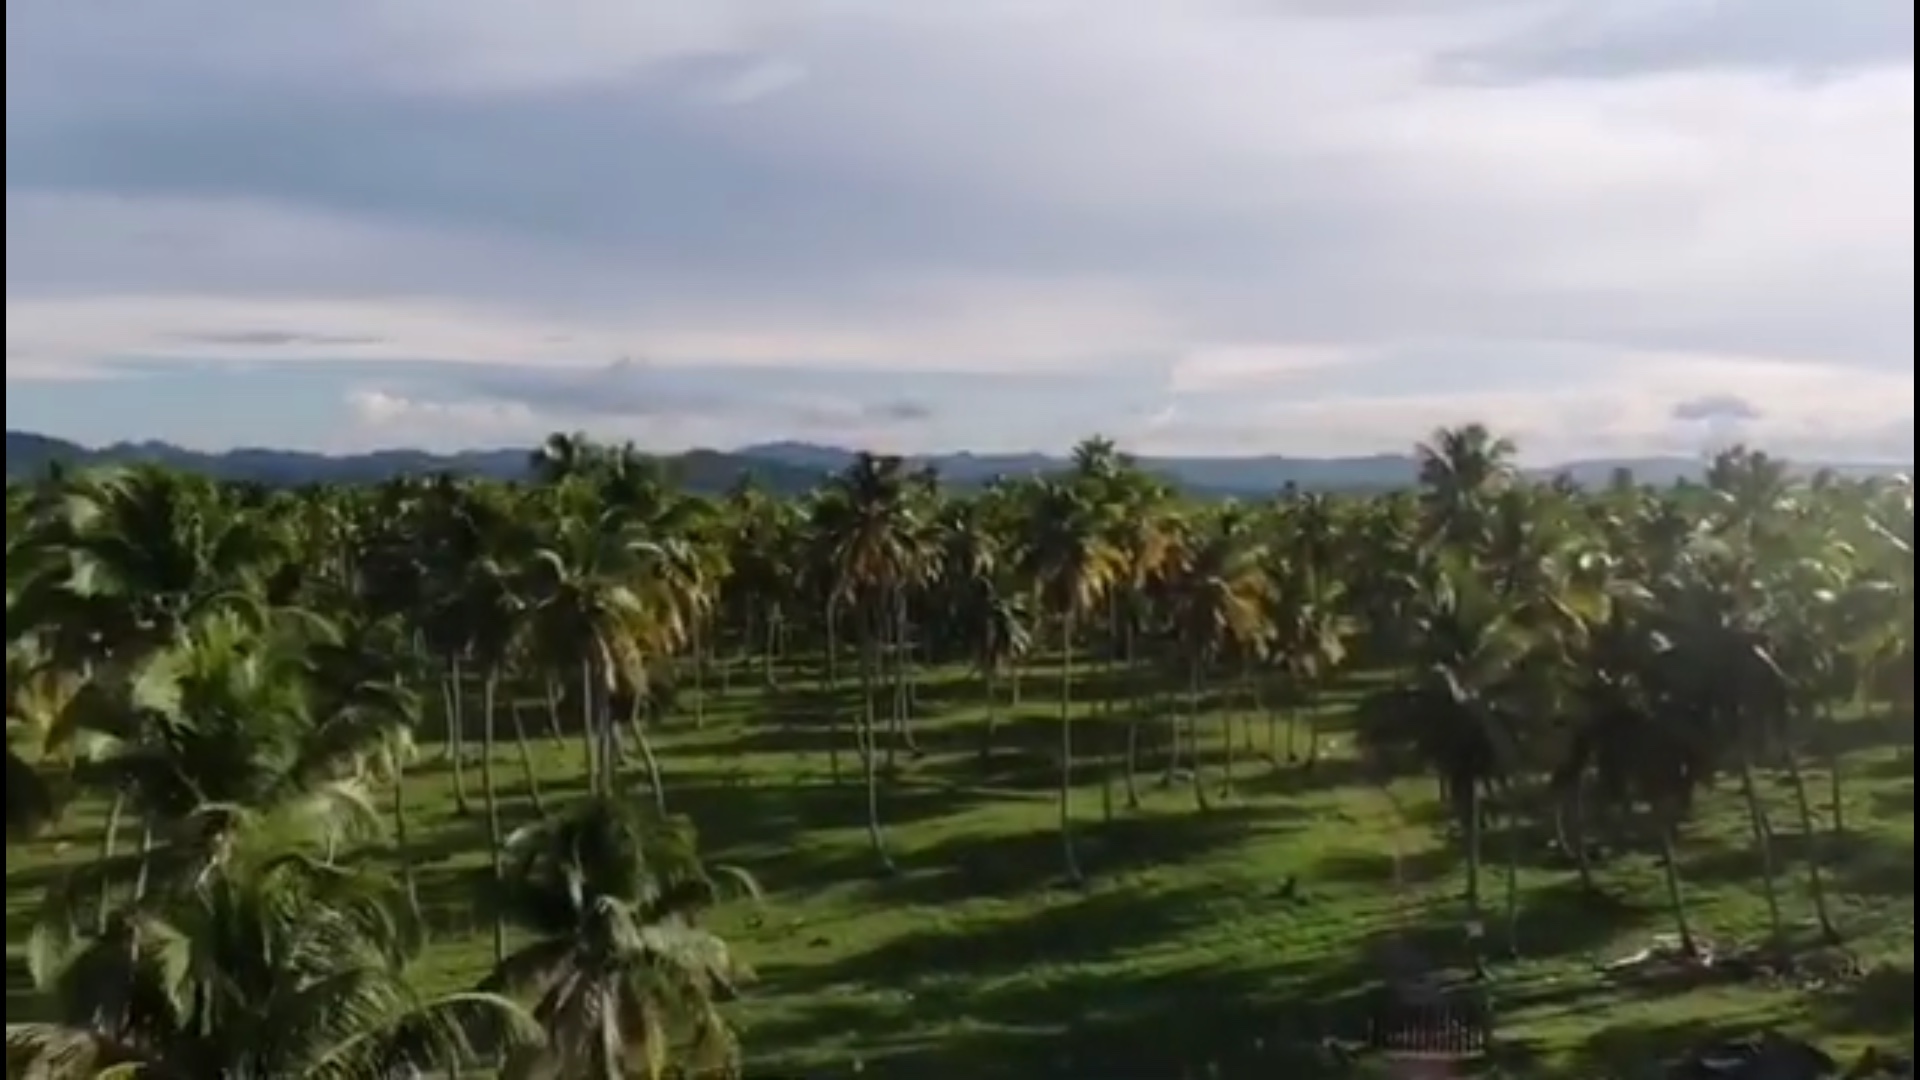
[1871,784,1913,819]
[769,879,1236,993]
[1374,881,1660,983]
[749,956,1367,1080]
[823,801,1308,905]
[1238,755,1389,800]
[654,774,1003,880]
[1312,844,1462,891]
[907,711,1358,800]
[1684,829,1914,901]
[904,712,1181,795]
[678,683,866,757]
[1858,754,1914,783]
[1810,962,1915,1040]
[739,871,1654,1077]
[1559,1014,1797,1080]
[1812,711,1909,760]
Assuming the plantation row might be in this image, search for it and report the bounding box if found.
[4,425,1913,1077]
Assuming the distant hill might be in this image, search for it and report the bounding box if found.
[8,430,1909,496]
[735,441,1910,493]
[4,431,831,495]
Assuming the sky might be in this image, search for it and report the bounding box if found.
[5,0,1914,465]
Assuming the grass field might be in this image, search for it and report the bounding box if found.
[8,660,1914,1077]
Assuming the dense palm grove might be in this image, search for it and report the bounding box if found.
[4,425,1913,1077]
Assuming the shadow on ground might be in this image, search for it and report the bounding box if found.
[738,871,1663,1079]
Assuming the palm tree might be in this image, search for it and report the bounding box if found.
[10,844,535,1078]
[1164,511,1272,805]
[816,453,927,873]
[1018,480,1120,882]
[524,501,683,800]
[939,501,1031,762]
[482,796,755,1080]
[1355,557,1533,929]
[55,613,391,913]
[1416,423,1518,555]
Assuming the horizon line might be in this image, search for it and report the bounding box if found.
[8,427,1913,472]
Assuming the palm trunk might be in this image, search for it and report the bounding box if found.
[447,658,471,816]
[692,620,708,728]
[507,700,544,812]
[761,608,777,689]
[597,667,620,795]
[1100,597,1118,824]
[482,669,507,966]
[1188,658,1210,811]
[860,600,894,873]
[1737,755,1788,947]
[1463,780,1484,921]
[1502,804,1521,957]
[897,589,921,753]
[628,690,668,815]
[1122,617,1142,809]
[578,661,598,793]
[1302,685,1321,766]
[1219,667,1246,800]
[391,754,421,924]
[1823,705,1847,838]
[1058,611,1083,883]
[1657,811,1697,955]
[1557,780,1598,894]
[979,660,1000,762]
[1783,748,1840,942]
[825,605,843,784]
[542,681,566,744]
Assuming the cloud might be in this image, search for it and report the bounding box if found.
[175,329,385,348]
[343,388,538,434]
[1670,393,1763,423]
[6,0,1913,457]
[333,357,945,451]
[1137,349,1914,462]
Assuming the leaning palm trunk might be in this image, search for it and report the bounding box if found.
[1655,804,1698,955]
[626,688,668,814]
[507,699,545,813]
[1736,754,1788,948]
[1783,747,1840,942]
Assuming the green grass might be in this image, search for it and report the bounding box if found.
[9,662,1914,1077]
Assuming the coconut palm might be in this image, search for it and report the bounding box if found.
[1355,556,1534,924]
[482,795,755,1080]
[1163,510,1273,805]
[10,844,535,1079]
[1017,479,1121,882]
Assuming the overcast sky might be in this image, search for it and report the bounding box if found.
[5,0,1913,463]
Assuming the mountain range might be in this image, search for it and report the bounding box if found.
[6,430,1908,497]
